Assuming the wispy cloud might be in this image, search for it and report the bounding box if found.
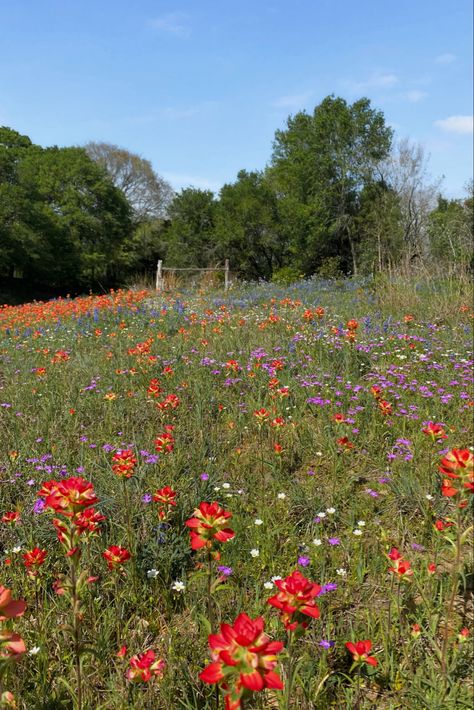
[272,91,313,110]
[435,53,456,65]
[162,172,222,193]
[149,12,191,38]
[344,72,399,93]
[403,90,428,103]
[434,115,473,135]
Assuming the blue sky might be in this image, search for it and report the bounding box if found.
[1,0,472,196]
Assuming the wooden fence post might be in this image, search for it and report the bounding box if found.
[156,259,163,292]
[224,259,230,292]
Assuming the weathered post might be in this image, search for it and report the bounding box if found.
[156,259,163,292]
[224,259,230,292]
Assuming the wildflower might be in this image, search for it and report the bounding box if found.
[0,586,26,620]
[1,512,20,525]
[254,519,263,526]
[297,556,310,567]
[199,613,284,709]
[387,548,413,579]
[411,624,421,638]
[378,400,392,416]
[0,631,26,661]
[250,549,260,558]
[153,486,177,519]
[319,639,335,649]
[277,493,286,500]
[345,639,378,667]
[154,431,175,454]
[312,539,322,546]
[326,507,336,514]
[336,568,347,577]
[147,569,159,579]
[427,563,436,575]
[457,628,469,644]
[185,502,235,551]
[102,545,131,570]
[37,477,97,516]
[217,566,233,577]
[267,570,321,631]
[353,529,363,536]
[439,449,474,497]
[23,547,47,573]
[127,650,165,683]
[171,580,185,592]
[346,319,359,332]
[111,450,137,478]
[422,422,448,441]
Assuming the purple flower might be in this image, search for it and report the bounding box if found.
[318,640,335,649]
[142,494,152,504]
[217,566,233,576]
[33,499,45,514]
[200,473,209,481]
[327,537,340,546]
[298,556,310,567]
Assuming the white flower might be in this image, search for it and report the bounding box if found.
[353,529,363,536]
[326,507,336,514]
[264,581,274,590]
[312,538,322,546]
[254,518,263,526]
[316,512,326,518]
[213,486,221,492]
[171,580,185,592]
[357,520,366,526]
[250,549,260,558]
[315,451,322,457]
[147,569,159,578]
[336,568,347,577]
[29,646,41,655]
[222,482,231,489]
[425,494,434,501]
[12,546,22,554]
[271,575,282,583]
[277,492,286,500]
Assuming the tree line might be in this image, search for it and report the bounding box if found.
[1,95,472,297]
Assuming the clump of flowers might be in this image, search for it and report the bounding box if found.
[345,640,378,667]
[185,502,235,551]
[111,450,137,478]
[200,612,284,709]
[153,486,177,520]
[439,449,473,501]
[126,650,165,683]
[387,548,413,579]
[103,545,131,571]
[267,570,321,632]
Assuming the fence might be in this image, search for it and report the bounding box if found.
[155,259,230,292]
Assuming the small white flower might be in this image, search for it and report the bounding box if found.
[29,646,41,656]
[147,569,159,579]
[271,575,282,583]
[171,580,185,592]
[315,451,322,457]
[425,494,434,501]
[263,581,274,590]
[313,538,322,546]
[316,512,326,518]
[222,482,231,489]
[12,546,22,554]
[326,507,336,514]
[277,493,286,500]
[357,520,366,527]
[250,548,260,558]
[336,568,347,577]
[353,529,363,536]
[254,518,263,526]
[213,486,221,492]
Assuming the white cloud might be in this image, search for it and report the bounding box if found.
[435,53,456,65]
[149,12,190,38]
[345,73,399,93]
[434,115,473,135]
[162,172,222,193]
[272,91,313,110]
[403,90,428,103]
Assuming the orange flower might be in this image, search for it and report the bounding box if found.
[378,400,392,416]
[439,449,474,498]
[153,487,177,519]
[0,586,26,621]
[103,545,131,570]
[112,450,137,479]
[23,547,47,571]
[154,431,175,454]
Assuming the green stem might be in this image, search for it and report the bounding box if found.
[440,506,462,680]
[70,558,83,710]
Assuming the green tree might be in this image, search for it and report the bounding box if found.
[162,188,219,268]
[428,188,473,269]
[269,96,393,275]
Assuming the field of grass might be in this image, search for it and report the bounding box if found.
[0,277,472,709]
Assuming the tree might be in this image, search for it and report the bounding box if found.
[162,188,219,268]
[378,138,441,264]
[269,96,393,274]
[84,142,173,224]
[0,127,132,289]
[216,170,286,279]
[428,185,473,269]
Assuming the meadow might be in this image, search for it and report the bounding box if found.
[0,275,472,709]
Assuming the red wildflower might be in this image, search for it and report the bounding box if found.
[38,477,98,516]
[337,436,354,450]
[112,450,137,478]
[345,640,378,667]
[154,431,175,454]
[378,400,392,416]
[370,385,382,400]
[267,570,321,631]
[103,546,131,570]
[0,631,26,661]
[73,508,106,535]
[332,413,346,424]
[253,408,269,425]
[346,319,359,331]
[23,547,47,571]
[185,502,235,550]
[156,393,180,410]
[315,306,325,319]
[387,548,413,579]
[1,512,20,525]
[126,650,165,683]
[199,612,283,709]
[434,519,454,532]
[439,449,473,487]
[422,422,448,441]
[153,486,177,519]
[0,586,26,621]
[147,378,162,397]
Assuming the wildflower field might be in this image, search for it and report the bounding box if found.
[0,277,472,709]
